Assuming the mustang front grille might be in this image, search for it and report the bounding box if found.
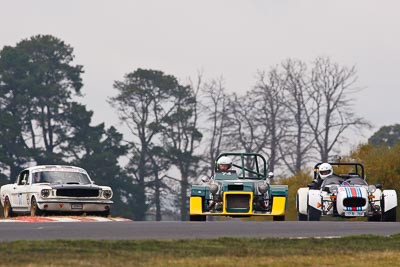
[343,197,366,207]
[56,189,100,197]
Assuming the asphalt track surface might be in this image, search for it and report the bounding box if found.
[0,220,400,242]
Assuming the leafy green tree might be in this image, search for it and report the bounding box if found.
[110,69,179,220]
[0,34,83,177]
[368,124,400,148]
[60,103,136,218]
[0,35,133,217]
[160,83,202,221]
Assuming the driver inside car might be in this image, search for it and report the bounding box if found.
[216,156,233,172]
[309,163,333,189]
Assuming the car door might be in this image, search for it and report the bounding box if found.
[10,170,30,210]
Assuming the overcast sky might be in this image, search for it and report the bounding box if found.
[1,0,400,149]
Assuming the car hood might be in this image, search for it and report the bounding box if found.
[49,184,101,190]
[215,179,261,192]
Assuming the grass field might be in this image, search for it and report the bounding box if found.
[1,235,400,266]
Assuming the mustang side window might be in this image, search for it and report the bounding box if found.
[18,171,29,185]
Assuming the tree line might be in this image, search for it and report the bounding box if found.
[0,34,371,220]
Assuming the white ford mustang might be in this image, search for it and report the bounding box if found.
[0,165,113,218]
[296,162,397,221]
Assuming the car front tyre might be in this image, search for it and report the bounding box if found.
[30,197,43,217]
[383,208,397,222]
[99,210,110,217]
[273,215,285,221]
[3,197,14,218]
[307,205,321,221]
[298,213,308,221]
[190,215,206,221]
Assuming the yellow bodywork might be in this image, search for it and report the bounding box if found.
[189,194,286,216]
[223,191,253,214]
[189,196,203,215]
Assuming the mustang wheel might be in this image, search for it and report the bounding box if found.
[307,206,321,221]
[3,197,14,218]
[30,197,43,217]
[98,210,110,217]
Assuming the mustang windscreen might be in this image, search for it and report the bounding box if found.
[34,171,91,184]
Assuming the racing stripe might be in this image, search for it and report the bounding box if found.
[356,187,362,211]
[350,187,357,211]
[345,187,350,211]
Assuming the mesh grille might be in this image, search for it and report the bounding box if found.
[343,197,366,207]
[56,189,100,197]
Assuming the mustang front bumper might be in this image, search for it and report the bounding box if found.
[37,199,113,212]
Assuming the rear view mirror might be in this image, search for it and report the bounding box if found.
[201,176,210,183]
[375,184,382,189]
[268,172,274,179]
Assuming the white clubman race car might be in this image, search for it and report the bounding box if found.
[0,165,113,218]
[296,162,397,221]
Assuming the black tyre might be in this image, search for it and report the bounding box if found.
[297,195,307,221]
[98,209,110,217]
[30,197,43,217]
[368,214,382,222]
[3,197,14,218]
[383,208,397,222]
[190,215,206,221]
[298,213,308,221]
[307,206,321,221]
[273,215,285,221]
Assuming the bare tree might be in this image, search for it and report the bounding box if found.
[304,57,369,162]
[199,77,232,174]
[251,69,289,173]
[280,59,314,174]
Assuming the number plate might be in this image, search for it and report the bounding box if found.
[71,203,83,209]
[344,211,364,216]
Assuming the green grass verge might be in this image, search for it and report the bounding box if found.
[1,235,400,266]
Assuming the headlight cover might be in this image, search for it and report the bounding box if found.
[103,190,113,199]
[258,182,268,194]
[329,186,338,194]
[209,184,219,195]
[368,185,376,193]
[41,189,50,198]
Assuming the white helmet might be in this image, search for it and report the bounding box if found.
[217,156,232,168]
[318,163,333,180]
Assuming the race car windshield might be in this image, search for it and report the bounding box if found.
[35,171,91,185]
[343,178,367,186]
[321,177,343,186]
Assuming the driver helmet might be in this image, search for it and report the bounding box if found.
[217,156,232,171]
[318,163,333,180]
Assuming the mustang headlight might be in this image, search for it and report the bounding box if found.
[368,185,376,193]
[329,186,338,194]
[258,182,268,194]
[103,190,113,199]
[209,184,219,195]
[41,189,50,198]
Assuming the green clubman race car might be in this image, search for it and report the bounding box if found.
[189,152,288,221]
